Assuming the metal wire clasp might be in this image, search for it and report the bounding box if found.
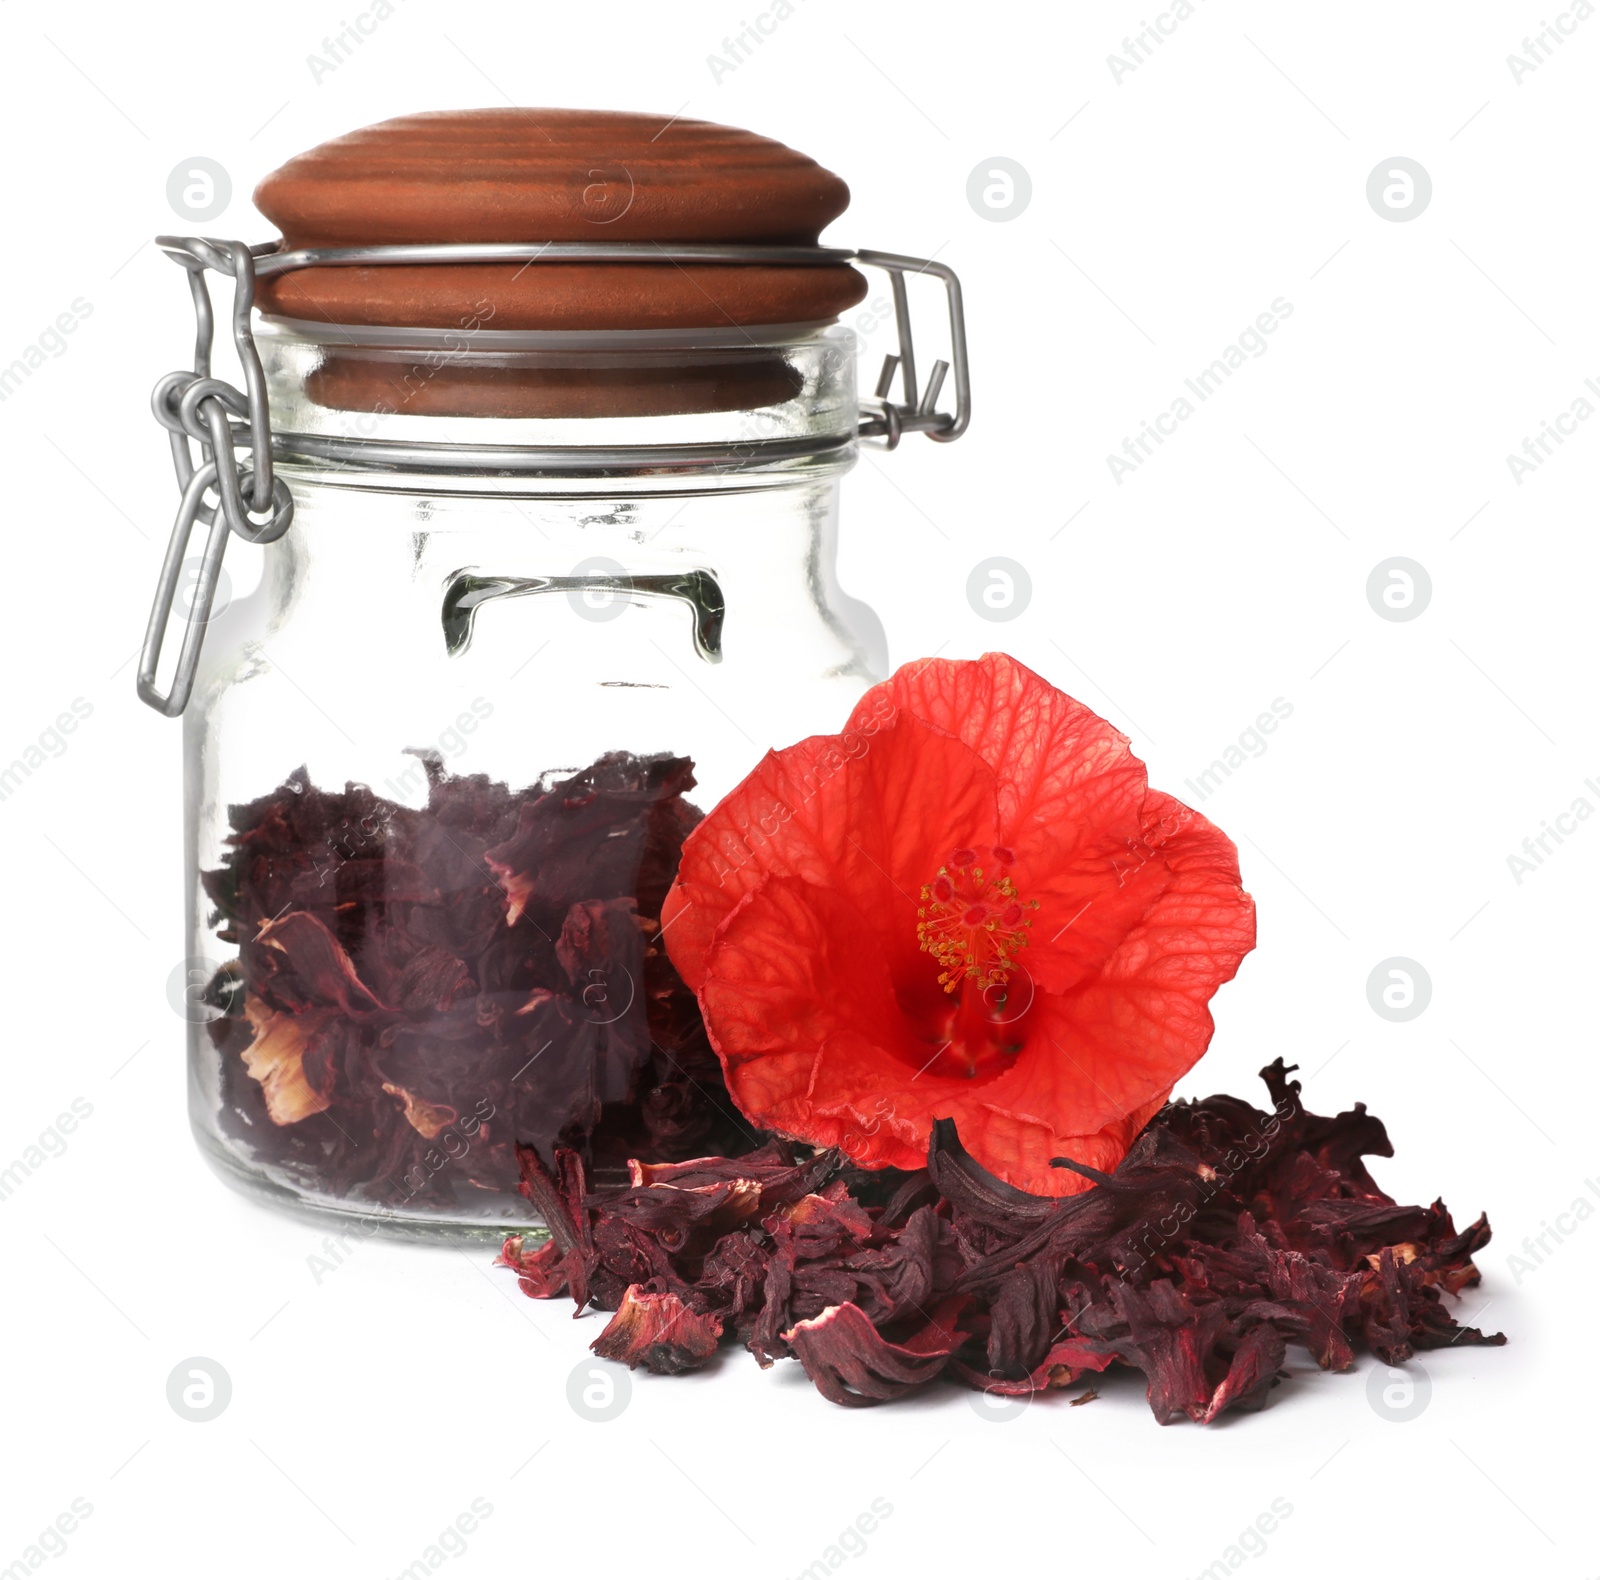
[138,238,969,715]
[852,249,969,449]
[139,238,294,717]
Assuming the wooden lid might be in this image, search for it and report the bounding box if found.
[253,109,867,331]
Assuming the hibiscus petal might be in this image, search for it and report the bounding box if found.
[955,1092,1172,1198]
[665,718,999,992]
[238,995,341,1125]
[992,792,1255,1150]
[699,875,977,1169]
[590,1282,723,1374]
[847,652,1146,847]
[380,1082,458,1139]
[496,1233,570,1300]
[256,910,388,1015]
[1030,796,1254,991]
[848,655,1192,997]
[784,1301,953,1406]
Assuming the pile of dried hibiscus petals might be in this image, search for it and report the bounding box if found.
[499,1060,1503,1420]
[202,751,756,1210]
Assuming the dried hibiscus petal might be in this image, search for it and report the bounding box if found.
[238,997,340,1125]
[784,1302,954,1407]
[1198,1319,1286,1424]
[381,1082,458,1139]
[591,1282,724,1374]
[496,1233,569,1301]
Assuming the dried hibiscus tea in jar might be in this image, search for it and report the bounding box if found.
[201,751,757,1220]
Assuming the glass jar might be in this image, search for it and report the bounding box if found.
[176,319,878,1236]
[139,110,968,1240]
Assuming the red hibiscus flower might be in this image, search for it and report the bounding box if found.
[661,654,1256,1195]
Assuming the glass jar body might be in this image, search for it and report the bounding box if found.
[182,323,875,1239]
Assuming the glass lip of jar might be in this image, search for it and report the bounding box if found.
[259,313,845,352]
[257,314,861,487]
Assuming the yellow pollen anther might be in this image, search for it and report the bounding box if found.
[915,846,1038,995]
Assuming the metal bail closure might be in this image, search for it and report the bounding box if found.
[139,239,293,716]
[139,237,969,715]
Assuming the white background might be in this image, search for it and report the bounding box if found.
[1,2,1593,1576]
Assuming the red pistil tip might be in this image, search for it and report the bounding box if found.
[917,858,1038,995]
